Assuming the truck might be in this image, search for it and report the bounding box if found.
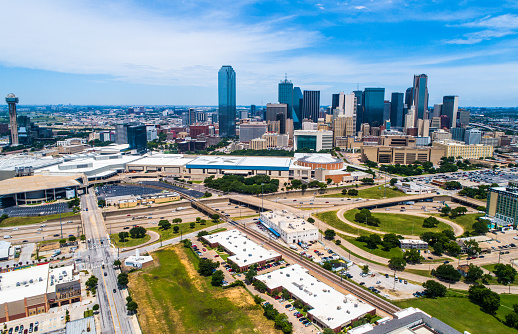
[101,261,105,269]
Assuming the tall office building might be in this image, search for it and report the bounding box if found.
[412,74,429,126]
[293,87,304,129]
[405,87,413,108]
[302,91,320,123]
[278,77,294,120]
[251,105,257,116]
[5,94,19,146]
[383,100,391,122]
[127,124,147,151]
[331,93,340,112]
[390,92,404,128]
[442,96,459,129]
[433,104,442,118]
[266,103,288,134]
[451,127,466,142]
[362,88,385,128]
[218,65,236,137]
[459,110,470,128]
[353,90,363,132]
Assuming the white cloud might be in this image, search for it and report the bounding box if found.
[446,14,518,44]
[354,6,366,9]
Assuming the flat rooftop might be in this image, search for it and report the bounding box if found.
[186,155,292,171]
[260,211,318,234]
[0,264,50,303]
[127,155,194,167]
[47,265,77,293]
[202,229,281,267]
[0,174,83,195]
[256,264,375,329]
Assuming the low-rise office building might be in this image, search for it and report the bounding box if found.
[0,264,81,323]
[259,210,318,244]
[400,239,428,250]
[255,264,376,333]
[433,140,494,159]
[202,229,282,272]
[293,130,333,151]
[395,181,435,194]
[361,146,443,165]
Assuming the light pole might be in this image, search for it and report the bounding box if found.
[261,183,264,213]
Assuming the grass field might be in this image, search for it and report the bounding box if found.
[149,220,222,242]
[314,211,373,237]
[344,236,404,259]
[110,233,151,248]
[344,209,452,236]
[1,212,78,227]
[128,245,280,334]
[320,185,407,199]
[396,290,518,333]
[432,213,483,233]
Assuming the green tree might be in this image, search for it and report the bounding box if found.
[211,214,220,223]
[281,288,291,300]
[342,188,348,195]
[92,304,99,312]
[360,178,375,185]
[253,279,268,293]
[80,234,86,241]
[324,229,336,240]
[85,275,98,289]
[422,280,447,298]
[113,259,122,268]
[68,235,76,242]
[388,256,406,287]
[464,239,481,256]
[440,206,451,216]
[323,262,333,271]
[173,218,182,224]
[326,178,333,185]
[505,312,518,329]
[423,216,439,228]
[118,231,129,242]
[323,328,335,334]
[362,264,370,275]
[472,220,489,235]
[481,291,501,314]
[434,264,461,282]
[493,263,517,285]
[347,188,359,196]
[129,226,146,239]
[117,273,129,286]
[173,225,180,233]
[390,178,398,186]
[245,268,257,283]
[465,264,484,282]
[211,270,225,286]
[59,239,67,244]
[127,301,139,313]
[307,217,315,224]
[158,220,171,230]
[189,222,195,228]
[366,234,382,249]
[198,258,219,276]
[182,239,192,248]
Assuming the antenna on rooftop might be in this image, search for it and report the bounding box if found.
[285,73,288,81]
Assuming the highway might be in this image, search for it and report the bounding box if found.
[81,190,135,334]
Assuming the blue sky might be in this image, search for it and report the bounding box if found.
[1,0,517,106]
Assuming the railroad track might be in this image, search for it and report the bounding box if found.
[143,182,402,315]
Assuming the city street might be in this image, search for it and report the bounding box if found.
[81,190,136,334]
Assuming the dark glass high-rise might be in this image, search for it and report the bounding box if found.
[218,65,236,138]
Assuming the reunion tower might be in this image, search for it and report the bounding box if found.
[5,93,19,146]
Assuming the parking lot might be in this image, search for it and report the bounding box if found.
[141,181,204,198]
[96,184,162,198]
[413,168,518,187]
[2,308,67,334]
[0,202,71,217]
[347,265,422,300]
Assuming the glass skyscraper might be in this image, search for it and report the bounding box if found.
[127,124,147,152]
[353,90,363,132]
[362,88,385,128]
[278,78,294,120]
[218,65,236,138]
[302,90,320,123]
[293,87,303,129]
[390,92,404,128]
[413,74,429,126]
[442,95,459,129]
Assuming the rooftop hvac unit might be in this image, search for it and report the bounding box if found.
[337,306,341,310]
[354,304,358,308]
[286,274,290,277]
[267,275,271,279]
[248,254,252,256]
[16,282,20,287]
[29,279,33,284]
[346,310,350,314]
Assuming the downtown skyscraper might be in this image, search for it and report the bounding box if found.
[302,90,320,123]
[278,77,293,119]
[362,88,385,128]
[218,65,236,138]
[412,74,428,126]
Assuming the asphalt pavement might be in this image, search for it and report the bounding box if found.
[82,190,136,334]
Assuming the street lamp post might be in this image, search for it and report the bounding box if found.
[261,183,264,213]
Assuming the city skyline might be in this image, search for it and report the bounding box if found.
[0,1,518,106]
